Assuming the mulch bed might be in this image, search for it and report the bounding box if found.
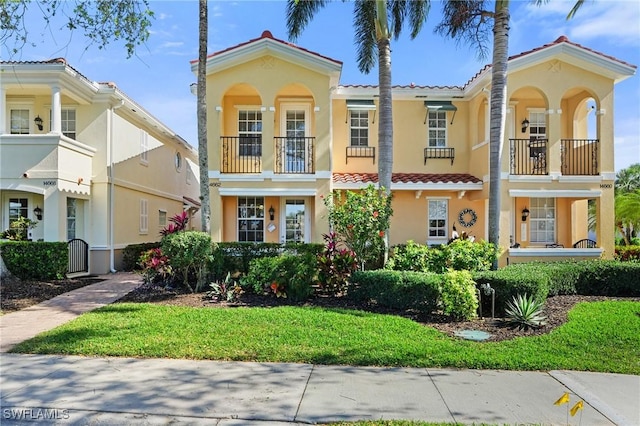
[118,282,639,342]
[0,276,104,313]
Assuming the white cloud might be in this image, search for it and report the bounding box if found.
[159,41,184,49]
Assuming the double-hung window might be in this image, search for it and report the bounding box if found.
[529,197,555,244]
[238,110,262,156]
[238,196,264,242]
[61,109,76,139]
[350,110,369,146]
[427,110,447,147]
[10,109,30,134]
[427,199,448,241]
[528,111,546,140]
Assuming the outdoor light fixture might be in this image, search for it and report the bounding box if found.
[269,205,275,221]
[521,207,530,222]
[34,115,44,131]
[521,118,529,133]
[33,206,43,220]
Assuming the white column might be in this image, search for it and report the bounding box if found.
[0,88,6,134]
[51,85,62,134]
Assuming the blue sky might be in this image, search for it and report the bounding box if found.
[5,0,639,171]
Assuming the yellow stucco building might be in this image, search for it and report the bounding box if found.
[195,31,635,265]
[1,59,200,274]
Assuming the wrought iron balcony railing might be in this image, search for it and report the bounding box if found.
[561,139,599,176]
[274,137,315,174]
[221,136,262,173]
[510,138,548,175]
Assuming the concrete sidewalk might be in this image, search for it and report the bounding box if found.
[1,273,638,425]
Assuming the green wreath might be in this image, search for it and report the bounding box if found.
[458,208,477,228]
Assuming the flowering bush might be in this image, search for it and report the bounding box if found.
[323,185,393,269]
[317,232,358,296]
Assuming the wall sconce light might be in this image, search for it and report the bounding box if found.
[521,207,530,222]
[268,205,275,221]
[33,206,43,220]
[521,118,529,133]
[215,106,223,112]
[34,115,44,131]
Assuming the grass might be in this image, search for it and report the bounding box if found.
[11,301,640,374]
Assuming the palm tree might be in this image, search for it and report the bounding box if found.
[614,164,640,244]
[286,0,429,195]
[197,0,211,233]
[436,0,510,268]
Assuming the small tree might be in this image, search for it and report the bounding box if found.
[323,184,393,270]
[161,231,213,292]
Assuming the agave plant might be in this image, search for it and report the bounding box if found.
[504,294,547,330]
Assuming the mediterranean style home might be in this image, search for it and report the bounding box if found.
[193,30,635,266]
[0,58,200,274]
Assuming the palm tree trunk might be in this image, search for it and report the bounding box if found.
[377,37,393,195]
[488,0,510,268]
[197,0,211,233]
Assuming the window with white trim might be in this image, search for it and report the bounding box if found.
[159,210,167,227]
[140,130,149,163]
[529,111,546,140]
[67,198,77,240]
[427,110,447,147]
[9,198,28,222]
[238,110,262,156]
[238,196,264,242]
[530,197,555,243]
[427,199,448,239]
[139,199,148,234]
[10,109,30,134]
[61,109,76,139]
[349,110,369,146]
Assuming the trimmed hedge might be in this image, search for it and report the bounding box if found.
[241,253,317,302]
[122,242,161,271]
[473,267,551,315]
[348,270,440,314]
[0,241,68,279]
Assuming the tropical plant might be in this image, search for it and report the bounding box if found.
[504,293,547,330]
[317,231,358,296]
[160,211,190,236]
[287,0,430,259]
[161,231,213,292]
[614,164,640,245]
[1,217,38,241]
[208,272,244,302]
[138,248,172,284]
[322,185,393,269]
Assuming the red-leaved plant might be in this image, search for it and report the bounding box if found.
[317,231,358,296]
[160,211,189,237]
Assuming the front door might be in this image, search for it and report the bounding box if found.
[281,199,307,243]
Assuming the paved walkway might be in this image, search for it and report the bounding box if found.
[1,273,638,425]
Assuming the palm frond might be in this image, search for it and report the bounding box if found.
[353,0,377,74]
[286,0,329,42]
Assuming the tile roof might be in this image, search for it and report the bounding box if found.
[333,173,482,185]
[190,30,342,66]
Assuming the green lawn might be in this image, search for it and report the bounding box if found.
[11,301,640,374]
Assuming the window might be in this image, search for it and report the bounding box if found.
[159,210,167,227]
[67,198,77,240]
[61,109,76,139]
[139,199,148,234]
[427,110,447,147]
[529,111,546,140]
[238,196,264,242]
[530,198,555,243]
[175,152,182,171]
[10,109,30,134]
[350,110,369,146]
[238,110,262,156]
[140,130,149,163]
[428,199,448,239]
[9,198,28,223]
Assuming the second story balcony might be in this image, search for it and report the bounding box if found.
[510,138,600,176]
[220,136,315,174]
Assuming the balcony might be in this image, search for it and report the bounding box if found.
[510,138,548,175]
[221,136,262,173]
[424,147,455,165]
[561,139,599,176]
[275,137,315,174]
[346,146,376,163]
[221,136,316,174]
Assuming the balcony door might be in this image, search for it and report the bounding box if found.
[280,104,310,173]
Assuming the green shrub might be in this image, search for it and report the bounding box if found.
[348,270,440,313]
[439,270,478,320]
[0,241,68,279]
[387,240,498,274]
[615,245,640,262]
[241,254,316,302]
[317,232,358,296]
[473,267,550,315]
[572,260,640,296]
[122,242,162,271]
[161,231,214,292]
[386,240,430,272]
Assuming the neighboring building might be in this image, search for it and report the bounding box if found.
[193,31,635,265]
[1,58,200,274]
